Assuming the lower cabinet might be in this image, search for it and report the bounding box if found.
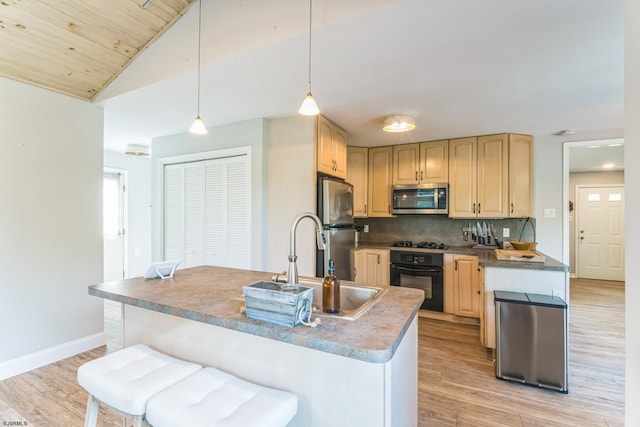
[354,249,390,286]
[444,254,481,318]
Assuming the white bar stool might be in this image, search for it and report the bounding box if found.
[77,344,202,427]
[146,367,298,427]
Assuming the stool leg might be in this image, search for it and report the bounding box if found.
[132,415,149,427]
[84,394,99,427]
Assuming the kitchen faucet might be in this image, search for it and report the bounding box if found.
[283,212,327,290]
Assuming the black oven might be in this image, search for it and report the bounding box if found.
[390,251,444,312]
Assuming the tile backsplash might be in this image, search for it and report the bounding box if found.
[356,215,536,247]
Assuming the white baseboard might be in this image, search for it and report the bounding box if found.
[0,332,106,381]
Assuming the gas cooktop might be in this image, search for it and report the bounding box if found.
[391,241,449,250]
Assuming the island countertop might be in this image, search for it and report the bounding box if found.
[89,265,424,364]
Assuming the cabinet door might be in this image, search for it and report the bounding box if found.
[317,116,335,176]
[448,137,477,218]
[372,250,390,286]
[347,147,368,217]
[477,134,508,218]
[419,140,449,183]
[453,255,480,318]
[393,143,419,184]
[332,126,348,179]
[508,134,533,217]
[368,146,393,217]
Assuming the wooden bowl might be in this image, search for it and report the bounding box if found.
[510,241,537,251]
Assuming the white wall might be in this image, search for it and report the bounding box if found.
[0,78,104,370]
[531,130,623,263]
[265,117,317,276]
[625,0,639,423]
[150,118,266,270]
[104,151,152,278]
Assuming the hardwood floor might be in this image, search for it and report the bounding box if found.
[0,278,624,426]
[419,278,625,426]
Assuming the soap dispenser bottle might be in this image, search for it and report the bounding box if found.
[322,259,340,313]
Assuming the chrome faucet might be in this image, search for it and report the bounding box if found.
[283,212,327,290]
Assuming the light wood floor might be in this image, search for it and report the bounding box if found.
[0,278,624,426]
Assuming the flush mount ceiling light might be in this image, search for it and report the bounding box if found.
[553,129,576,136]
[189,0,207,135]
[383,114,416,132]
[298,0,319,116]
[125,144,150,156]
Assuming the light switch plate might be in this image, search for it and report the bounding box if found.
[544,208,556,218]
[363,224,369,232]
[502,228,510,238]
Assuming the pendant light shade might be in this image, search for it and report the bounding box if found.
[383,114,416,132]
[299,91,319,116]
[190,0,207,134]
[299,0,319,116]
[189,115,207,134]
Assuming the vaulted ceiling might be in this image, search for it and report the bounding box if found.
[0,0,625,172]
[0,0,194,100]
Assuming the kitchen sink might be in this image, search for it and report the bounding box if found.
[298,279,387,321]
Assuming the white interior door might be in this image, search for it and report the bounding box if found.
[104,171,125,281]
[576,185,625,281]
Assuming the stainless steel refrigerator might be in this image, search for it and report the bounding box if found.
[316,177,356,280]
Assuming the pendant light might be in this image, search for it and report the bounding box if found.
[190,0,207,134]
[298,0,319,116]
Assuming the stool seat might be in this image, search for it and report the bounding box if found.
[146,367,298,427]
[77,344,202,426]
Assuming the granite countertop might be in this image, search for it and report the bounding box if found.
[89,266,424,364]
[353,242,569,272]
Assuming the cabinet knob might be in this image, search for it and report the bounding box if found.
[473,203,476,214]
[478,203,481,214]
[476,290,481,295]
[421,170,424,181]
[454,260,458,270]
[415,171,418,181]
[365,204,367,214]
[511,203,514,214]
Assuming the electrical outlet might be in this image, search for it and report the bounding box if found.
[502,228,510,238]
[363,224,369,232]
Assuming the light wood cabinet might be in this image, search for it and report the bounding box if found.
[317,115,347,179]
[393,140,449,185]
[449,134,509,218]
[507,134,533,217]
[393,143,420,184]
[347,147,368,217]
[449,133,532,219]
[444,254,480,318]
[354,249,390,286]
[420,139,449,184]
[368,146,393,217]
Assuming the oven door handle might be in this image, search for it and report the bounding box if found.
[392,265,442,273]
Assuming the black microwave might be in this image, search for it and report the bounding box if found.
[391,183,448,214]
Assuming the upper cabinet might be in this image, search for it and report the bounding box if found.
[508,134,533,217]
[368,146,394,217]
[449,133,530,218]
[347,147,368,217]
[392,140,449,185]
[317,115,347,179]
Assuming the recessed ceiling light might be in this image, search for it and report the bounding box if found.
[602,163,614,168]
[587,145,601,148]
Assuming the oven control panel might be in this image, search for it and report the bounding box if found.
[390,251,444,267]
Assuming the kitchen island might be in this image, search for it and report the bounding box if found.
[89,265,424,427]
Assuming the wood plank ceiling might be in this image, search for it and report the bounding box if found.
[0,0,195,101]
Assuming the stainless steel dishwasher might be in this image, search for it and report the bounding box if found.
[495,291,568,393]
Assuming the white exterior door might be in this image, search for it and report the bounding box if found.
[577,185,625,281]
[103,171,125,281]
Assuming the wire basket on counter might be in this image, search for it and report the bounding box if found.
[243,281,313,327]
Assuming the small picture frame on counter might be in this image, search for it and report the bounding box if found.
[144,260,181,279]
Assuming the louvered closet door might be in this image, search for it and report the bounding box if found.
[164,155,250,269]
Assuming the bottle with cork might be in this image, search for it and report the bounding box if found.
[322,259,340,313]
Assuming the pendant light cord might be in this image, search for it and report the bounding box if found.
[307,0,312,92]
[196,0,202,115]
